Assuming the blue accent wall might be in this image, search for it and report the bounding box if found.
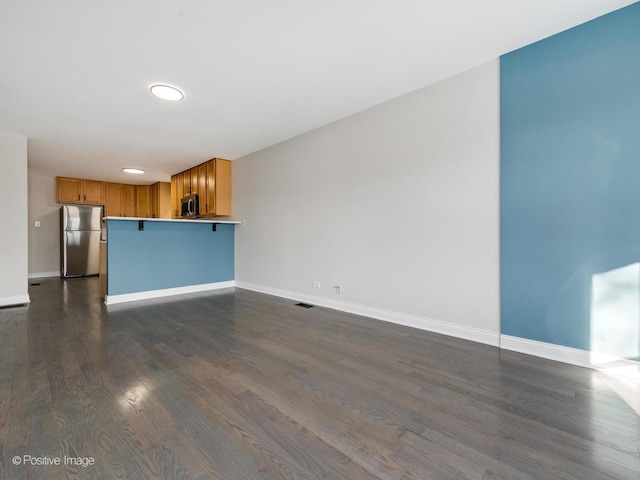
[500,3,640,355]
[107,220,234,295]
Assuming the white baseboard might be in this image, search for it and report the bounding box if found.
[105,281,235,305]
[234,282,640,371]
[29,271,60,279]
[500,335,640,370]
[234,281,500,347]
[101,280,640,372]
[0,294,31,307]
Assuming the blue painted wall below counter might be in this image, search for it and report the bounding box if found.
[106,219,235,296]
[500,3,640,360]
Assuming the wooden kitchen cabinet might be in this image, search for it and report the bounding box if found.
[202,158,231,216]
[181,168,199,196]
[158,182,171,218]
[171,172,186,218]
[203,160,216,216]
[189,167,199,195]
[105,182,123,216]
[198,162,208,214]
[57,177,82,203]
[211,158,232,216]
[56,177,105,205]
[57,176,171,219]
[122,184,136,217]
[170,158,231,217]
[135,185,150,218]
[171,175,179,218]
[83,179,105,204]
[181,170,190,197]
[150,182,171,218]
[150,183,158,218]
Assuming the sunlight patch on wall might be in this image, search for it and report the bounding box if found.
[590,263,640,362]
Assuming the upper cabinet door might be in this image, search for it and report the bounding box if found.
[57,177,82,203]
[122,184,136,217]
[150,183,159,218]
[213,159,232,216]
[182,170,191,196]
[205,160,216,215]
[157,182,172,218]
[135,185,150,218]
[177,171,186,199]
[149,182,171,219]
[190,167,199,196]
[171,175,179,218]
[198,162,208,214]
[105,183,123,216]
[83,180,105,204]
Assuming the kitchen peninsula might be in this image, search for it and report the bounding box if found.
[103,217,240,305]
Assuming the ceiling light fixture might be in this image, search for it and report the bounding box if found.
[149,84,184,101]
[123,168,145,174]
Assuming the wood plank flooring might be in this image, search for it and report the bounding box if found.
[0,277,638,479]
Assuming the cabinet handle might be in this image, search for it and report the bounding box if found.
[78,194,80,200]
[84,194,86,201]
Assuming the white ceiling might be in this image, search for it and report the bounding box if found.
[0,0,635,184]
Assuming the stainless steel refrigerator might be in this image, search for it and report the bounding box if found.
[60,205,103,278]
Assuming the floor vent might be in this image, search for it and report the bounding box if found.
[295,302,314,308]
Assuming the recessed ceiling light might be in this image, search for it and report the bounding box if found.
[123,168,145,174]
[150,84,184,101]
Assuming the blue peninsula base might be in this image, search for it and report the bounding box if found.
[105,218,237,305]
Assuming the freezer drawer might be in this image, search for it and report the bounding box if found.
[62,231,101,277]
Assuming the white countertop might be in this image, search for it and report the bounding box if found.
[104,216,242,224]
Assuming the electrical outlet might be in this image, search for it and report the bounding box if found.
[312,281,321,288]
[35,221,41,227]
[334,284,342,294]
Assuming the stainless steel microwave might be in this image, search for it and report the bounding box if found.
[180,193,199,218]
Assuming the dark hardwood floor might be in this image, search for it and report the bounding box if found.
[1,277,638,479]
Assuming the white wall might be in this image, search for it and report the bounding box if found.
[233,60,500,344]
[0,131,29,306]
[28,169,60,277]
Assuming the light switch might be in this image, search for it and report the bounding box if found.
[35,221,41,227]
